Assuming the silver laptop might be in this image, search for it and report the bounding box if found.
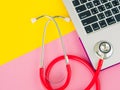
[63,0,120,69]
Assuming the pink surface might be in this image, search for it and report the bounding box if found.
[0,31,120,90]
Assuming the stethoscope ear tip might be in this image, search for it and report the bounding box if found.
[64,17,71,22]
[31,18,37,24]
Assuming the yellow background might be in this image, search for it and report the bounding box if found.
[0,0,75,65]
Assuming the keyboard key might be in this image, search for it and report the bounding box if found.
[72,0,80,6]
[98,5,106,12]
[99,20,107,28]
[82,15,98,26]
[105,2,113,9]
[86,2,93,9]
[92,23,100,31]
[115,14,120,22]
[75,5,86,13]
[91,8,99,14]
[101,0,108,3]
[93,0,101,6]
[112,7,119,14]
[80,0,87,4]
[105,10,112,17]
[112,0,119,6]
[85,25,93,33]
[79,10,91,19]
[106,17,116,25]
[97,13,105,20]
[118,6,120,10]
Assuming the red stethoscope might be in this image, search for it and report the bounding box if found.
[31,15,104,90]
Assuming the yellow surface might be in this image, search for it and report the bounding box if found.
[0,0,75,65]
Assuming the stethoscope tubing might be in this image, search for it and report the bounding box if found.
[40,64,71,90]
[40,55,103,90]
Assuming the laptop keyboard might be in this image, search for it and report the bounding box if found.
[72,0,120,34]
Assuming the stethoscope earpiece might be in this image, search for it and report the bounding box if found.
[64,17,71,22]
[31,16,71,24]
[31,18,37,24]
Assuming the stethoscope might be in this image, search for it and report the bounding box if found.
[31,15,104,90]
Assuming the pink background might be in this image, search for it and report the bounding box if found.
[0,31,120,90]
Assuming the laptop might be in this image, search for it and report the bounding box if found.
[63,0,120,69]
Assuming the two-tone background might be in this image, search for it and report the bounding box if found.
[1,0,120,90]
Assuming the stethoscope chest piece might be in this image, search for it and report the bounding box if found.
[94,41,113,59]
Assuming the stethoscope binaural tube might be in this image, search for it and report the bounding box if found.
[31,15,72,90]
[31,15,103,90]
